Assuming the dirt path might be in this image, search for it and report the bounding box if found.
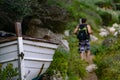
[84,72,98,80]
[84,55,98,80]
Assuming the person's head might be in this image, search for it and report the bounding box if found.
[81,18,87,23]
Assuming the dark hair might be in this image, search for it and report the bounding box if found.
[81,18,87,23]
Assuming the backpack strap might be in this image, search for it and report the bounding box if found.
[79,24,88,32]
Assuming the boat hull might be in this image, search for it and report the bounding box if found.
[0,38,58,80]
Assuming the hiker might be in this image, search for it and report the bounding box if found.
[74,18,92,61]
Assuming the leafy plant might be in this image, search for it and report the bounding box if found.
[67,35,87,79]
[0,63,18,80]
[0,0,32,20]
[91,43,106,55]
[94,38,120,80]
[95,53,120,80]
[46,46,69,79]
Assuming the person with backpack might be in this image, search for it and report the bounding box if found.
[74,18,92,61]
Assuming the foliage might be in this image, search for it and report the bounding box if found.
[30,0,69,33]
[62,0,102,33]
[47,0,68,7]
[0,0,32,20]
[95,53,120,80]
[0,63,18,80]
[0,0,33,32]
[46,35,87,80]
[91,43,107,55]
[100,11,112,25]
[1,0,120,79]
[80,0,120,26]
[45,46,69,79]
[0,0,119,33]
[95,0,116,9]
[0,0,69,33]
[67,35,87,79]
[97,8,119,26]
[94,38,120,80]
[116,4,120,10]
[113,0,120,3]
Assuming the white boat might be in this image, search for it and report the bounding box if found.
[0,22,58,80]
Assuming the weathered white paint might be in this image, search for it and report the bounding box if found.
[17,37,25,80]
[23,40,58,49]
[0,41,18,64]
[0,37,58,80]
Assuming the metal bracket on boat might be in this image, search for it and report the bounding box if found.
[18,52,24,59]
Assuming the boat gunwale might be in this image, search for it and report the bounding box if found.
[0,36,59,45]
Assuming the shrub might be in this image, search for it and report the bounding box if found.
[94,38,120,80]
[45,46,69,79]
[67,35,87,79]
[91,43,107,55]
[0,63,18,80]
[99,11,112,26]
[95,53,120,80]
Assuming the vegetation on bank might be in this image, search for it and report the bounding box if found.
[46,0,120,80]
[93,36,120,80]
[46,46,69,79]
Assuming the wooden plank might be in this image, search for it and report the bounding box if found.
[0,36,59,45]
[24,51,53,60]
[23,36,59,45]
[23,40,58,49]
[0,44,17,54]
[0,58,18,63]
[23,44,55,54]
[0,51,18,61]
[0,40,17,47]
[0,37,17,44]
[24,57,53,62]
[15,22,22,37]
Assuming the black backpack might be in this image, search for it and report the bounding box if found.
[77,24,90,41]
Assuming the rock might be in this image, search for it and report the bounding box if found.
[99,31,109,37]
[99,28,109,37]
[114,31,118,37]
[26,26,70,50]
[64,30,70,36]
[24,18,70,50]
[90,35,98,41]
[53,70,63,80]
[112,23,119,28]
[107,27,115,34]
[61,40,70,51]
[26,27,63,42]
[100,28,107,32]
[86,64,97,73]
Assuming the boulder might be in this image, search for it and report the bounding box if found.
[112,23,119,28]
[86,64,97,73]
[64,30,70,36]
[99,28,109,37]
[107,27,115,34]
[90,35,98,41]
[99,31,109,37]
